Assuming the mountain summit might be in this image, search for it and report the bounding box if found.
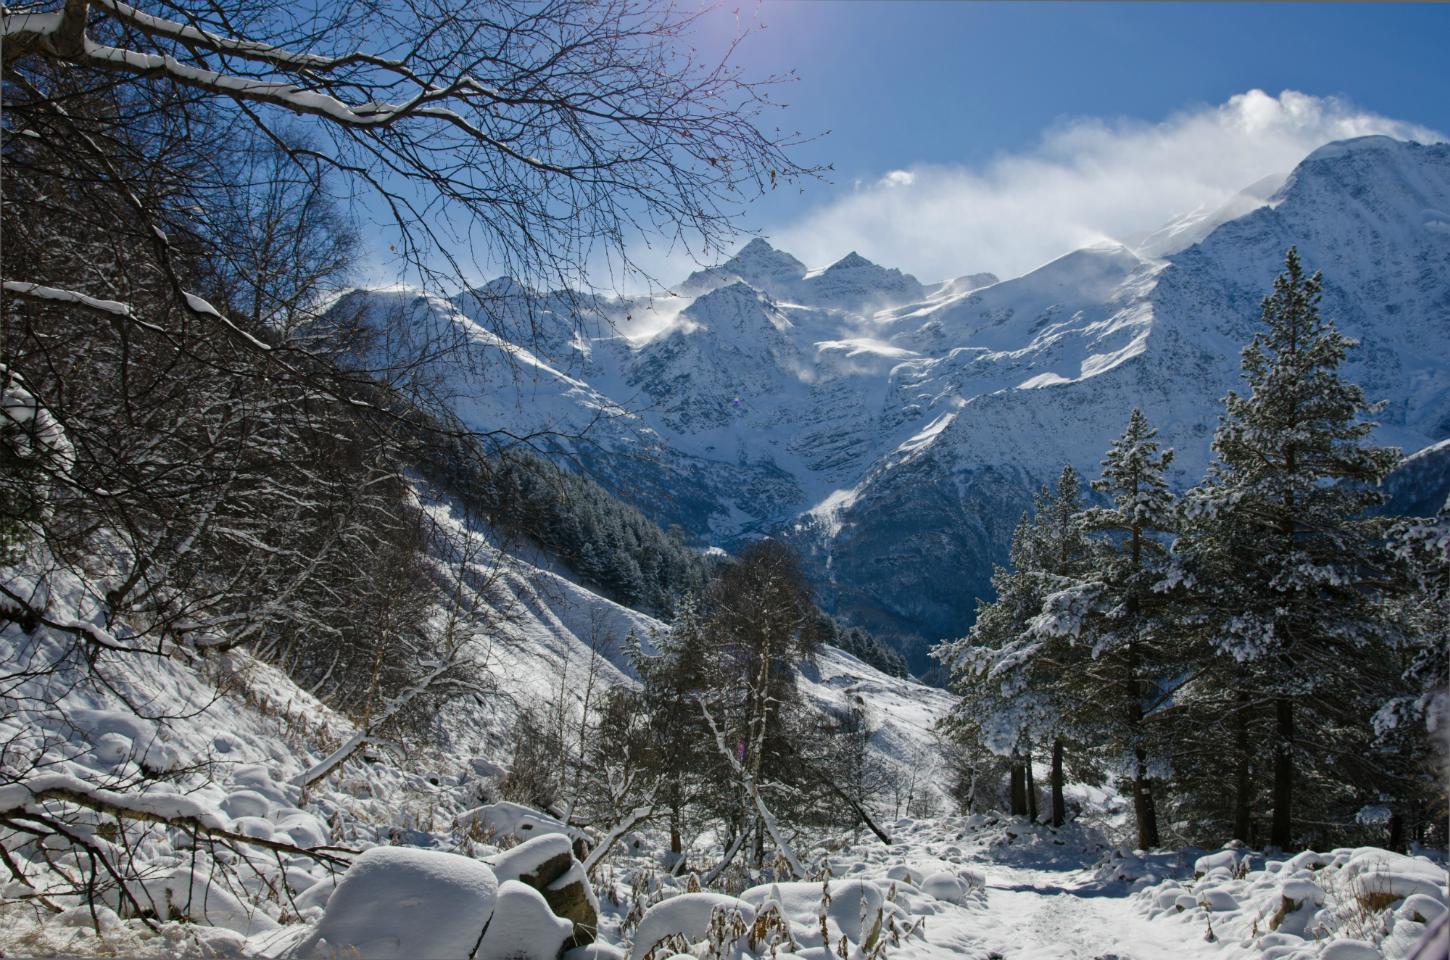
[679,238,807,298]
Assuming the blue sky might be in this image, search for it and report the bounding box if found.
[714,2,1449,202]
[614,1,1448,283]
[355,2,1450,290]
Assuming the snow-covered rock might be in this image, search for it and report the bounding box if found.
[489,834,599,945]
[476,880,576,960]
[458,801,577,844]
[294,847,499,960]
[1136,846,1450,960]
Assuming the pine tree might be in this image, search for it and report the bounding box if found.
[1371,500,1450,849]
[1174,248,1402,848]
[1032,409,1177,847]
[628,601,716,858]
[937,466,1095,823]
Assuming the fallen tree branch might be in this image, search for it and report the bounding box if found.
[1,774,356,867]
[700,827,747,886]
[293,656,456,789]
[581,804,655,879]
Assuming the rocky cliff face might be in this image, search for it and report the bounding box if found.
[339,136,1450,670]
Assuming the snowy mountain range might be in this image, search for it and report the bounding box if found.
[340,135,1450,668]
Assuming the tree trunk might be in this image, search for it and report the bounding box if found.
[1050,738,1065,828]
[1388,810,1404,853]
[1132,748,1160,849]
[1270,696,1294,849]
[1232,691,1252,844]
[1009,763,1027,816]
[669,780,682,855]
[1025,751,1039,823]
[1123,639,1157,849]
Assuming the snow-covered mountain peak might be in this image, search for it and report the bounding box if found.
[1271,136,1449,218]
[678,238,808,298]
[475,275,530,297]
[798,250,926,310]
[822,251,876,272]
[680,280,789,335]
[734,236,796,262]
[1300,133,1416,165]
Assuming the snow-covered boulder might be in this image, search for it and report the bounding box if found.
[1319,940,1382,960]
[1279,876,1326,906]
[476,880,575,960]
[920,871,971,905]
[564,943,626,960]
[1339,848,1447,901]
[1136,845,1449,959]
[1193,844,1250,878]
[275,809,331,848]
[1196,887,1239,912]
[884,864,920,885]
[1401,894,1447,926]
[628,892,755,960]
[489,833,599,945]
[220,788,275,819]
[293,847,498,960]
[459,800,574,843]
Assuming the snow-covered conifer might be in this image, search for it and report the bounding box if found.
[1172,248,1403,848]
[1032,408,1177,848]
[936,466,1096,823]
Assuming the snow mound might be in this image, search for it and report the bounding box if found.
[458,800,578,843]
[628,892,755,960]
[294,847,498,960]
[143,866,280,936]
[737,878,917,952]
[1135,846,1449,959]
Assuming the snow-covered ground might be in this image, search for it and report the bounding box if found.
[5,522,1444,959]
[2,430,1443,960]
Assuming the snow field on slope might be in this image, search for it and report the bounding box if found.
[0,488,970,957]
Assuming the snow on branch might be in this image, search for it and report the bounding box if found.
[582,804,655,879]
[0,582,156,655]
[3,280,135,318]
[292,656,458,789]
[0,773,355,866]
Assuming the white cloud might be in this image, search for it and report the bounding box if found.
[767,90,1444,282]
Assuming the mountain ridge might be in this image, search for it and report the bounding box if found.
[338,135,1450,668]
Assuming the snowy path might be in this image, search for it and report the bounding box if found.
[834,818,1254,960]
[949,863,1249,960]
